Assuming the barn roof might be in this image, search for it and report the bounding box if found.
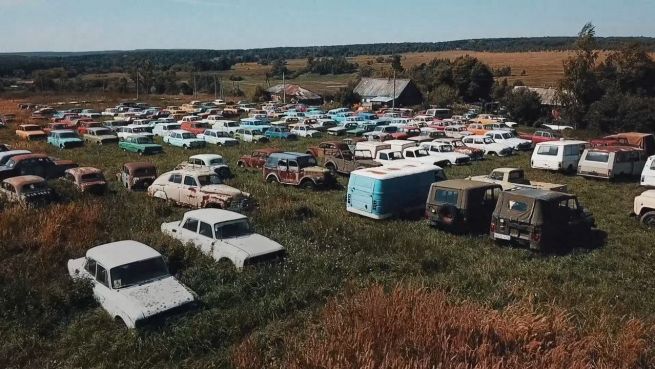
[267,84,322,100]
[354,78,412,99]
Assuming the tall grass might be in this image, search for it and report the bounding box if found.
[233,285,655,369]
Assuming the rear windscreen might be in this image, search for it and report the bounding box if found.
[585,151,610,163]
[537,145,558,156]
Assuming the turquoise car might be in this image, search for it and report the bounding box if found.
[239,118,271,132]
[265,127,298,140]
[119,135,163,155]
[346,123,377,137]
[162,130,206,149]
[47,130,84,149]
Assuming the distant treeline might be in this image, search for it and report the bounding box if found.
[1,36,655,77]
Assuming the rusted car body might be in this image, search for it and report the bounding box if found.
[237,148,282,169]
[263,152,335,189]
[0,153,77,181]
[117,162,157,191]
[0,175,55,206]
[64,167,107,193]
[16,124,47,141]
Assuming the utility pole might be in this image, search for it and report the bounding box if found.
[193,72,197,98]
[136,66,139,101]
[214,74,218,99]
[392,69,396,110]
[282,72,286,104]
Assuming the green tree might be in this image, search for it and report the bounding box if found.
[503,88,543,125]
[335,83,361,106]
[251,85,271,102]
[390,55,404,73]
[428,85,458,107]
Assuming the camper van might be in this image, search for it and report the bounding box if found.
[531,140,588,172]
[577,146,647,180]
[346,163,446,219]
[641,155,655,187]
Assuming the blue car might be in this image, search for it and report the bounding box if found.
[239,118,271,132]
[47,130,84,149]
[346,163,446,219]
[163,130,206,149]
[265,127,298,140]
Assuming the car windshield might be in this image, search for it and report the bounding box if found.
[440,145,454,152]
[415,149,429,157]
[215,220,252,238]
[59,132,78,139]
[21,182,48,193]
[501,133,512,139]
[197,174,222,186]
[110,257,169,289]
[133,168,155,176]
[388,151,403,160]
[297,156,318,168]
[23,126,39,131]
[81,173,104,182]
[209,158,224,165]
[132,127,146,133]
[96,129,112,135]
[181,133,194,139]
[136,137,153,144]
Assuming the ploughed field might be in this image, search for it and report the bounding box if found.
[0,103,654,367]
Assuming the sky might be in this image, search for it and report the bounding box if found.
[1,0,654,52]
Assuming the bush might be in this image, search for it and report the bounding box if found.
[503,88,543,125]
[234,285,655,369]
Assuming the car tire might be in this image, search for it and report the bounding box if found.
[237,162,245,168]
[640,211,655,228]
[266,175,278,184]
[138,150,143,156]
[300,180,316,190]
[325,163,337,176]
[183,145,188,150]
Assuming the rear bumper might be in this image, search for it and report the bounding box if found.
[346,206,391,220]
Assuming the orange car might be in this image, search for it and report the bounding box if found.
[15,124,47,141]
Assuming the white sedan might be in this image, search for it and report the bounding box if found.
[67,241,196,328]
[197,129,239,146]
[161,209,286,269]
[290,125,321,138]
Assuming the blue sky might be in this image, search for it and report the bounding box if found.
[1,0,654,52]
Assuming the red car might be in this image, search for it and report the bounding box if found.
[181,121,210,135]
[77,121,104,135]
[44,122,76,134]
[236,148,282,169]
[518,130,561,144]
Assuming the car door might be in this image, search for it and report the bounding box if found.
[277,159,292,184]
[178,217,201,249]
[643,157,655,186]
[165,173,183,201]
[93,262,112,310]
[196,221,215,255]
[182,175,200,206]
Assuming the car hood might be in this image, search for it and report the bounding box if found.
[96,135,119,140]
[118,276,195,319]
[303,166,330,175]
[201,184,249,197]
[222,233,284,257]
[58,138,83,143]
[139,144,162,149]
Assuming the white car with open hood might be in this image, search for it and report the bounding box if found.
[67,241,196,328]
[161,209,286,269]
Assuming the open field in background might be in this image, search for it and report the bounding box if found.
[1,98,654,367]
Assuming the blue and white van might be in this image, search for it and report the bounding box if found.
[346,163,446,219]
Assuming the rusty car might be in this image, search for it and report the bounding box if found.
[117,162,158,191]
[0,175,55,207]
[63,167,107,194]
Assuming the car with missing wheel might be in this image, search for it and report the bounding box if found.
[425,179,502,233]
[67,240,197,329]
[161,209,286,269]
[148,168,251,210]
[263,152,335,190]
[117,162,157,191]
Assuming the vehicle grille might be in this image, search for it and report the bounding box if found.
[455,157,470,165]
[243,250,287,267]
[134,301,197,329]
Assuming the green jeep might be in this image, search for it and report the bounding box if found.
[426,179,502,233]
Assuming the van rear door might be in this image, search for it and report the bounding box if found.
[348,175,376,214]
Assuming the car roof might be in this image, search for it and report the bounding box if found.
[3,175,45,187]
[490,167,522,173]
[503,188,573,201]
[586,146,642,153]
[87,241,162,269]
[435,179,501,190]
[270,152,313,160]
[124,162,155,170]
[183,209,246,223]
[11,153,48,162]
[486,130,512,134]
[169,129,191,134]
[352,163,438,180]
[190,154,223,161]
[0,150,31,159]
[51,129,76,134]
[66,166,102,175]
[535,140,587,146]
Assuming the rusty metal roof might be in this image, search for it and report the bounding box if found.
[4,175,45,188]
[124,162,156,171]
[267,84,322,100]
[354,78,412,99]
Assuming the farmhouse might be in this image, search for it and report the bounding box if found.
[266,84,323,105]
[354,77,423,107]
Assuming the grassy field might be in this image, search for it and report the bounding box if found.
[0,99,654,367]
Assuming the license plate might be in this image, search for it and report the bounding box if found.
[494,232,511,240]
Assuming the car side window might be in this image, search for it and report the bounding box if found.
[405,151,415,158]
[288,160,299,172]
[435,189,458,205]
[489,171,503,180]
[85,258,96,275]
[183,218,199,232]
[169,174,182,184]
[198,222,213,238]
[96,264,109,287]
[484,188,500,202]
[183,176,198,186]
[650,160,655,170]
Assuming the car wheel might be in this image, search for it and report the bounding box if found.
[59,144,64,149]
[183,145,188,150]
[114,316,128,328]
[300,180,316,190]
[237,162,245,168]
[138,150,143,156]
[640,211,655,228]
[266,175,278,184]
[488,152,497,157]
[325,163,337,176]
